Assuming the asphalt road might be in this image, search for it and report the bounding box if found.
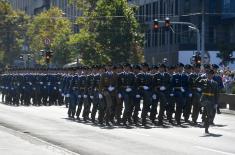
[0,103,234,155]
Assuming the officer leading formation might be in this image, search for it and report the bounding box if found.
[0,63,222,134]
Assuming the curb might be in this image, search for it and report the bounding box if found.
[220,109,235,115]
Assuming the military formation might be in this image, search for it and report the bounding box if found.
[0,63,223,133]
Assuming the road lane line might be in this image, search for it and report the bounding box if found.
[194,146,235,155]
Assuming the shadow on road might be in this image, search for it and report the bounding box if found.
[200,133,223,137]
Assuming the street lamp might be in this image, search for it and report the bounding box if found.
[188,26,201,56]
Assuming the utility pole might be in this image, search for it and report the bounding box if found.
[201,0,206,65]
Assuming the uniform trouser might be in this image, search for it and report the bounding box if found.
[150,93,158,122]
[103,91,115,124]
[82,97,91,120]
[183,94,193,121]
[91,95,99,121]
[115,96,123,124]
[122,91,134,124]
[157,92,168,124]
[132,96,141,123]
[76,97,83,118]
[174,91,185,124]
[202,100,213,132]
[98,97,106,124]
[141,90,152,125]
[191,92,201,122]
[68,93,77,117]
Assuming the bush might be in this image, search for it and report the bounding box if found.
[232,86,235,94]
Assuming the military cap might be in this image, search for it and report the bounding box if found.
[123,63,131,67]
[194,64,201,68]
[177,63,184,67]
[159,63,166,68]
[212,64,219,69]
[184,64,192,69]
[141,63,149,67]
[151,65,159,69]
[207,69,215,75]
[133,64,141,70]
[204,64,211,69]
[168,65,176,70]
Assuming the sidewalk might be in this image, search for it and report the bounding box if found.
[221,108,235,115]
[0,125,77,155]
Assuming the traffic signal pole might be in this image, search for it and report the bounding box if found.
[155,20,201,58]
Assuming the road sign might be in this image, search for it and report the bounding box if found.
[44,38,51,45]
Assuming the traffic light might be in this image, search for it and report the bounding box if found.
[153,19,160,31]
[45,51,52,64]
[195,54,201,65]
[165,17,171,30]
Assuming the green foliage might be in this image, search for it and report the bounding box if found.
[232,85,235,94]
[71,0,144,65]
[0,1,29,65]
[217,41,235,67]
[27,7,72,66]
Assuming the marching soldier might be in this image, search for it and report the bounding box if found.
[198,69,219,134]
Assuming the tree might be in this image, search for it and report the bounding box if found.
[0,1,29,65]
[217,41,235,66]
[70,0,144,65]
[27,7,72,66]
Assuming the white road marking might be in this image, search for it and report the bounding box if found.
[194,146,235,155]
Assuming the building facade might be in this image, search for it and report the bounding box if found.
[7,0,81,19]
[129,0,235,65]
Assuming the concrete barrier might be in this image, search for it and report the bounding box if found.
[218,93,235,110]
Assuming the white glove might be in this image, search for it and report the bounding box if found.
[33,88,36,90]
[83,95,88,98]
[136,94,141,98]
[66,94,70,97]
[78,95,81,98]
[90,96,94,99]
[118,93,122,99]
[108,86,114,92]
[170,93,174,97]
[152,94,157,100]
[160,86,166,91]
[143,86,149,90]
[58,82,61,84]
[188,93,192,97]
[98,94,103,99]
[61,93,64,96]
[197,88,202,92]
[17,84,20,86]
[126,88,132,92]
[181,87,185,93]
[40,82,43,85]
[59,89,62,92]
[11,88,14,90]
[54,87,57,90]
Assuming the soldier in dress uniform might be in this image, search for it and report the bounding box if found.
[198,69,219,134]
[118,63,135,126]
[136,63,152,126]
[190,64,202,124]
[171,63,186,125]
[152,64,171,125]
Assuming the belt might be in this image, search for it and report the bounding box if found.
[174,87,181,90]
[202,93,214,96]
